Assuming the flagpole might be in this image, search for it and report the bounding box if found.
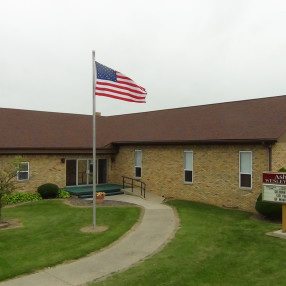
[92,50,97,229]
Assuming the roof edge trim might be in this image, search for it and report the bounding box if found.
[112,139,277,146]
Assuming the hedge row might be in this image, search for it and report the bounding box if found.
[2,193,42,205]
[1,184,70,206]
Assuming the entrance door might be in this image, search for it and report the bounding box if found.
[97,159,107,184]
[66,159,107,186]
[78,159,88,185]
[66,160,76,186]
[88,160,93,185]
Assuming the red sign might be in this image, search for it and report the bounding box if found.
[263,172,286,185]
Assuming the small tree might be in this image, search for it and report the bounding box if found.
[0,156,23,222]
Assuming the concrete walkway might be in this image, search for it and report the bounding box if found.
[0,193,177,286]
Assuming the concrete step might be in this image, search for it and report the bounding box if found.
[78,190,124,199]
[105,191,124,196]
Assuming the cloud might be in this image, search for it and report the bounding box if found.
[1,0,286,115]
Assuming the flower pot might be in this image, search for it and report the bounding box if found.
[96,196,105,204]
[95,192,106,204]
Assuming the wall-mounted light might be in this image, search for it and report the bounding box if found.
[61,158,65,164]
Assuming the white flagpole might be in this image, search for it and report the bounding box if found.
[92,50,97,229]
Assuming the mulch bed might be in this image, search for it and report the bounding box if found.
[0,219,22,231]
[64,197,138,207]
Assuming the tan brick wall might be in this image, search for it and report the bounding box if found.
[0,154,66,192]
[0,154,110,193]
[109,144,269,212]
[272,143,286,171]
[0,143,273,212]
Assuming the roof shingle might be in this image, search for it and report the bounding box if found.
[1,95,286,150]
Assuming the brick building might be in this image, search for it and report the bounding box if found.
[1,95,286,212]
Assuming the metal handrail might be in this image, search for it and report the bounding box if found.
[122,176,146,198]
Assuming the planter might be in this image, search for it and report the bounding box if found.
[95,192,106,204]
[96,195,105,204]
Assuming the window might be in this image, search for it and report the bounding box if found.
[17,162,29,181]
[239,151,252,189]
[135,150,142,178]
[184,151,193,183]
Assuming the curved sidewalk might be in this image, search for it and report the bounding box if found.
[0,193,177,286]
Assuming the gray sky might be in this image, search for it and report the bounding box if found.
[1,0,286,116]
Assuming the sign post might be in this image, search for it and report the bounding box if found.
[283,205,286,232]
[262,172,286,232]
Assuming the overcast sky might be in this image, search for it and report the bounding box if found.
[1,0,286,116]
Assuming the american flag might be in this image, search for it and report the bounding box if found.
[95,61,147,103]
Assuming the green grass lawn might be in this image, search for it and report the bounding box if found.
[91,200,286,286]
[0,200,141,281]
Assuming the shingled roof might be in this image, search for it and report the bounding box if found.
[1,95,286,152]
[0,108,93,151]
[97,95,286,147]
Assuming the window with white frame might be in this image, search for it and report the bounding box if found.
[17,162,29,181]
[184,151,193,183]
[239,151,252,189]
[134,150,142,178]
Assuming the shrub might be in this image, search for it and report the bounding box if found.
[57,189,71,199]
[255,193,282,219]
[37,183,59,199]
[2,192,42,205]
